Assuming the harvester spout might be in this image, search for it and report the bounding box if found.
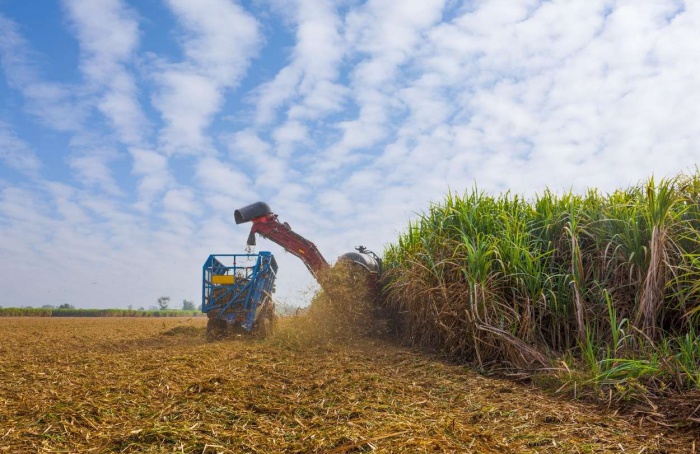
[235,202,272,224]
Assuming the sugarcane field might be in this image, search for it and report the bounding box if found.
[4,1,700,453]
[4,177,700,453]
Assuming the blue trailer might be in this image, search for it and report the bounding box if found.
[202,251,278,340]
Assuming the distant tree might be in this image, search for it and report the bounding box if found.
[138,307,145,311]
[182,299,195,311]
[42,304,55,309]
[197,303,203,311]
[157,296,170,310]
[148,305,158,311]
[128,304,133,310]
[58,303,74,309]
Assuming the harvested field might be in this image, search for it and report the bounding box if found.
[0,317,697,453]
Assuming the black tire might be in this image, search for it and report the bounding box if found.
[253,317,271,339]
[252,300,275,339]
[206,318,228,341]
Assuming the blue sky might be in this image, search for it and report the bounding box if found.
[0,0,698,309]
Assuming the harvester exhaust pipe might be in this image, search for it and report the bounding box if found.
[235,202,272,224]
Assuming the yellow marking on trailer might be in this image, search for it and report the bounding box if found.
[212,275,235,285]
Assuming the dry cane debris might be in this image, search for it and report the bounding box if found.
[0,317,698,453]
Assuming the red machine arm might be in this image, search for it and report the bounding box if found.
[235,202,331,282]
[248,214,330,280]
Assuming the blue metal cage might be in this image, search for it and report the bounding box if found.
[202,251,278,332]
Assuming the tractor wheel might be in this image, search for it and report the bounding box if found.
[253,317,271,339]
[206,318,228,341]
[252,302,275,339]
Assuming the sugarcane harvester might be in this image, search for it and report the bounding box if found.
[202,202,381,340]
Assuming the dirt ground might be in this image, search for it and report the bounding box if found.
[0,317,698,453]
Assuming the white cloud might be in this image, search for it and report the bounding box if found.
[152,71,221,153]
[1,9,140,199]
[254,0,347,125]
[0,120,41,175]
[61,0,153,203]
[310,0,448,173]
[231,129,271,157]
[333,0,700,198]
[0,182,201,309]
[43,182,92,226]
[317,190,353,217]
[163,187,199,214]
[153,0,261,154]
[227,129,289,188]
[62,0,139,81]
[0,15,86,132]
[167,0,260,82]
[129,148,171,210]
[272,120,308,158]
[195,157,247,192]
[194,156,255,203]
[69,151,123,195]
